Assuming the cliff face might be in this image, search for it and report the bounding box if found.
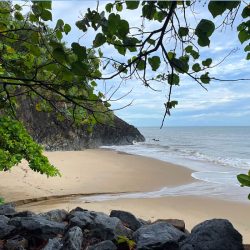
[16,100,145,150]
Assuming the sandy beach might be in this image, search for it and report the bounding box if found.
[0,149,249,243]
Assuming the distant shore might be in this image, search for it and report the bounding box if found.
[0,149,249,243]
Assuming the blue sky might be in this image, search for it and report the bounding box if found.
[21,1,250,127]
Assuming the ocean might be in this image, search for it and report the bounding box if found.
[99,127,250,203]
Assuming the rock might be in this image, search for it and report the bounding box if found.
[110,210,142,231]
[8,216,65,239]
[40,209,68,223]
[5,235,28,250]
[153,219,185,232]
[0,220,15,239]
[0,204,16,216]
[12,211,35,218]
[180,219,243,250]
[69,211,131,241]
[63,226,83,250]
[0,215,10,224]
[133,221,186,250]
[16,97,145,150]
[43,238,63,250]
[87,240,117,250]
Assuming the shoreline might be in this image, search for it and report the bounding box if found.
[0,149,249,243]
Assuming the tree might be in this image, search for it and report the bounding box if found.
[0,1,249,198]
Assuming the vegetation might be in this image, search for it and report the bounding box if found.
[0,1,249,198]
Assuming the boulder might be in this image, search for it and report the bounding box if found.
[11,211,35,218]
[5,235,28,250]
[8,216,65,239]
[69,211,131,241]
[86,240,117,250]
[110,210,142,231]
[0,215,10,224]
[133,221,186,250]
[40,209,68,223]
[0,204,16,216]
[180,219,243,250]
[63,226,83,250]
[43,238,63,250]
[153,219,185,232]
[0,220,15,239]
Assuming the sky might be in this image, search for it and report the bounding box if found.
[20,1,250,127]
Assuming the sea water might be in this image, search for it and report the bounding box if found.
[98,127,250,203]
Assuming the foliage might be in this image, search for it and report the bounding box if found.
[0,116,60,176]
[116,235,136,250]
[0,197,4,205]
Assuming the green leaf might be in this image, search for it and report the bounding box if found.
[242,5,250,18]
[40,9,52,21]
[185,45,193,53]
[198,35,210,47]
[244,44,250,52]
[136,59,145,70]
[171,58,189,73]
[14,12,23,21]
[56,30,63,40]
[247,53,250,60]
[190,50,199,59]
[195,19,215,37]
[200,72,210,84]
[71,61,88,75]
[125,1,140,10]
[71,42,87,60]
[202,58,212,67]
[167,73,179,85]
[208,1,228,17]
[237,174,250,187]
[178,27,189,37]
[238,30,250,44]
[93,33,106,48]
[64,24,71,34]
[52,48,67,63]
[148,56,161,71]
[147,39,155,46]
[192,63,201,72]
[105,3,113,12]
[142,4,156,20]
[118,19,129,38]
[116,2,123,12]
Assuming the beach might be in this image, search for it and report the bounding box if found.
[0,149,249,243]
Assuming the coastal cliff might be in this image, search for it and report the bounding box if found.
[16,99,145,150]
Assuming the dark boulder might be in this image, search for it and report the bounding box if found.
[5,235,28,250]
[86,240,117,250]
[110,210,142,231]
[43,238,63,250]
[0,219,15,239]
[180,219,243,250]
[133,221,186,250]
[63,226,83,250]
[39,209,68,223]
[68,210,131,241]
[153,219,185,232]
[0,204,16,216]
[8,216,65,240]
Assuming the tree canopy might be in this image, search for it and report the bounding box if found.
[0,1,249,198]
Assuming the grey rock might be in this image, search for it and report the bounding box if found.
[110,210,142,231]
[5,235,28,250]
[8,216,65,239]
[63,226,83,250]
[133,221,186,250]
[87,240,117,250]
[0,220,15,239]
[0,214,10,224]
[180,219,243,250]
[153,219,185,232]
[43,238,63,250]
[12,211,35,218]
[0,203,16,216]
[40,209,68,222]
[69,211,131,240]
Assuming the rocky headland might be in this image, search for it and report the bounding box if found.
[0,203,246,250]
[16,99,145,150]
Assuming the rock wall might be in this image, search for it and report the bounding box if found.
[16,99,145,150]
